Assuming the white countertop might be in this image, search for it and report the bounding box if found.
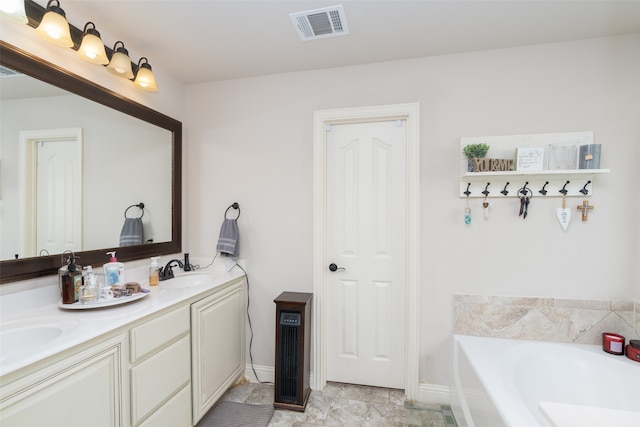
[0,258,245,377]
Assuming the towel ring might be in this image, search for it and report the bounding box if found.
[124,203,145,219]
[224,202,240,220]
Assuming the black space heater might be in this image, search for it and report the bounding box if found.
[273,292,312,411]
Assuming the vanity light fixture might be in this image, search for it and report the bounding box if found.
[34,0,73,48]
[76,22,108,65]
[0,0,28,24]
[134,57,158,92]
[106,40,134,79]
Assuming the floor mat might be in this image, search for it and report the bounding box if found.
[197,401,274,427]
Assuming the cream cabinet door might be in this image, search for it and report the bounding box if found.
[191,279,246,424]
[0,334,125,427]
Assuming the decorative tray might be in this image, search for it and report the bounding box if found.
[58,292,148,310]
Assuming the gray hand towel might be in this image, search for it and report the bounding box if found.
[119,217,144,246]
[216,218,239,257]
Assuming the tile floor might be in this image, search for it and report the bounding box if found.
[218,381,454,427]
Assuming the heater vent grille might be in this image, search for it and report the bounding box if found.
[289,5,349,41]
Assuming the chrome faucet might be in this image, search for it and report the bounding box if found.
[159,259,184,281]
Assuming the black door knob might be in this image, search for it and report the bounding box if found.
[329,263,345,272]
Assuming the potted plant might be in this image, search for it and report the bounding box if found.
[463,143,490,172]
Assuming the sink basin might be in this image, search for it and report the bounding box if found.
[0,317,80,366]
[158,272,220,289]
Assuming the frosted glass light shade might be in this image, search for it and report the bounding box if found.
[77,23,109,64]
[134,59,158,92]
[35,4,73,47]
[107,42,134,79]
[0,0,28,24]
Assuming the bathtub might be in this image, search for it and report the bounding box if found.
[451,335,640,427]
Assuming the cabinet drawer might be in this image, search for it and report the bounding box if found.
[139,384,191,427]
[130,305,189,362]
[130,335,190,425]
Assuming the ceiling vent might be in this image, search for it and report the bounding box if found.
[289,5,349,41]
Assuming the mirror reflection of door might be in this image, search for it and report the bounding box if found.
[19,128,82,258]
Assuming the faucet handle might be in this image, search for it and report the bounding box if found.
[159,266,174,281]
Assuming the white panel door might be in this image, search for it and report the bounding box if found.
[326,120,406,389]
[36,139,82,255]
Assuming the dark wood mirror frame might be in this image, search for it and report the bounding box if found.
[0,41,182,284]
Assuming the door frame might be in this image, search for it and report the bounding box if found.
[312,103,420,399]
[18,128,83,257]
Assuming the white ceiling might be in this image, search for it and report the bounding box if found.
[27,1,640,84]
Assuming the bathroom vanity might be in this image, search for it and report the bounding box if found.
[0,266,246,427]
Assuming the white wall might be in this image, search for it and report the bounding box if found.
[185,34,640,388]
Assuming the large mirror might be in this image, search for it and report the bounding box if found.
[0,41,182,283]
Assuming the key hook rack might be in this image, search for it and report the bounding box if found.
[460,178,601,198]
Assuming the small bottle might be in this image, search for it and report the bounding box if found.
[149,257,160,286]
[103,251,125,286]
[80,266,98,304]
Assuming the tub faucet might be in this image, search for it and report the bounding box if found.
[159,259,184,281]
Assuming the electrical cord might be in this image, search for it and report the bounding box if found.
[232,261,272,385]
[188,253,217,271]
[188,254,269,383]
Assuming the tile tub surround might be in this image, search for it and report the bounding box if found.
[211,381,451,427]
[453,294,637,344]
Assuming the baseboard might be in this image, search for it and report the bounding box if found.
[245,366,450,407]
[417,382,451,405]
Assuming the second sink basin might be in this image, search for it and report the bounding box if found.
[0,317,81,366]
[158,272,220,289]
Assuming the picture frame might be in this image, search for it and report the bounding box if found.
[516,147,545,171]
[547,143,579,170]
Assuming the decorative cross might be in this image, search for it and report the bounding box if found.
[577,200,594,221]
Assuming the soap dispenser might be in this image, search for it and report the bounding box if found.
[59,256,75,304]
[103,251,125,287]
[59,254,82,304]
[149,257,160,286]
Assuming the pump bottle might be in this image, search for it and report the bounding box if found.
[149,257,160,286]
[59,255,82,304]
[103,251,125,286]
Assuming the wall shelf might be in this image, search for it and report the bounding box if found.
[459,132,608,198]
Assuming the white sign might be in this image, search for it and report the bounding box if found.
[516,147,545,171]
